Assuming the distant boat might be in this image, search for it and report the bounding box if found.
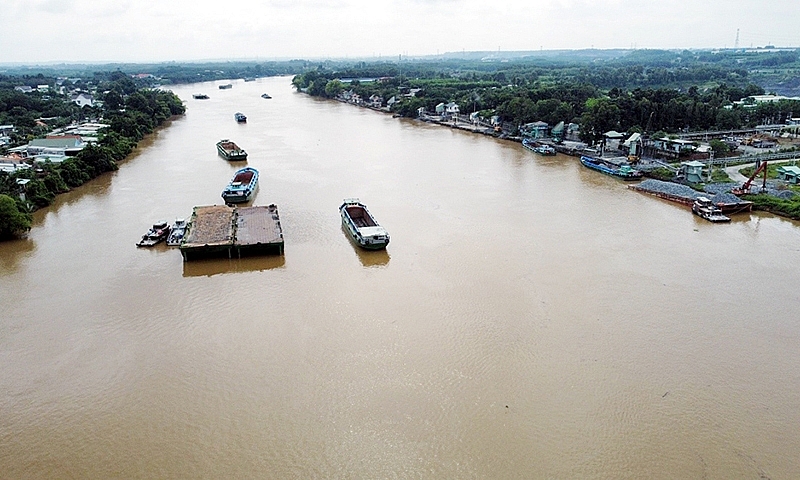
[234,112,247,123]
[166,218,188,246]
[222,167,259,204]
[216,139,248,161]
[261,93,272,99]
[219,83,233,89]
[522,138,556,155]
[244,77,256,82]
[340,198,390,250]
[137,221,170,247]
[192,93,209,99]
[580,155,643,180]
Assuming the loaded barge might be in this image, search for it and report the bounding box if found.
[629,179,753,214]
[217,139,247,161]
[179,204,284,261]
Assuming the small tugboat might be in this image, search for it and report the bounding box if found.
[222,167,259,203]
[522,138,556,155]
[137,221,171,247]
[218,83,232,89]
[216,139,248,161]
[234,112,247,123]
[580,155,643,180]
[340,198,390,250]
[692,196,731,223]
[261,93,272,99]
[192,93,209,99]
[166,218,188,246]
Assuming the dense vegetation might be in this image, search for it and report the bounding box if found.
[292,65,800,144]
[0,72,184,237]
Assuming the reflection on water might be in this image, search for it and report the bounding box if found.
[0,237,35,272]
[341,225,391,267]
[355,246,390,268]
[182,254,286,277]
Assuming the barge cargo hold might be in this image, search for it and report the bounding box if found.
[221,167,258,204]
[340,198,390,250]
[217,139,248,161]
[179,204,284,261]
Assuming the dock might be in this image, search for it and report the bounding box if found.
[180,204,284,261]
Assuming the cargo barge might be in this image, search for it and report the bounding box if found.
[216,139,247,161]
[179,204,284,261]
[629,179,753,214]
[340,198,390,250]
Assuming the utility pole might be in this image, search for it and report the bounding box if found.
[735,29,740,49]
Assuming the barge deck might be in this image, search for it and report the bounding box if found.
[180,204,284,261]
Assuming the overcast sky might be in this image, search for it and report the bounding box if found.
[3,0,799,63]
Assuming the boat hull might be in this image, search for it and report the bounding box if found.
[136,222,170,247]
[222,167,259,204]
[340,200,390,250]
[216,140,247,161]
[522,139,556,155]
[580,155,642,180]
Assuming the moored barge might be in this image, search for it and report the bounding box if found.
[179,204,284,261]
[340,198,390,250]
[522,138,556,155]
[692,196,731,223]
[137,221,171,247]
[580,155,643,180]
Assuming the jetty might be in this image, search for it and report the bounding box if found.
[180,204,284,261]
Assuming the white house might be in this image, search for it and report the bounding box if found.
[445,102,460,115]
[71,93,95,107]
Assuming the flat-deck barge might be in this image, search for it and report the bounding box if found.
[180,204,284,261]
[234,205,284,256]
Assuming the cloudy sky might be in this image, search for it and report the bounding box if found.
[3,0,799,63]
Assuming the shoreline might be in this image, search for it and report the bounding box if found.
[323,92,800,223]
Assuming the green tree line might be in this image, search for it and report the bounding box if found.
[0,72,185,239]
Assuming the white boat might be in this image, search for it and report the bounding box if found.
[340,198,390,250]
[692,197,731,223]
[166,218,188,246]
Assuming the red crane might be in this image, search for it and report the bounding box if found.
[732,161,768,195]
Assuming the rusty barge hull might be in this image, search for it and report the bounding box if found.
[179,204,284,261]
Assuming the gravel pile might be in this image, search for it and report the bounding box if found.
[709,192,745,204]
[634,179,703,200]
[768,189,796,199]
[703,183,738,195]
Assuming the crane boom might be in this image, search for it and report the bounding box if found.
[732,161,768,195]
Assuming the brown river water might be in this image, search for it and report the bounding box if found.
[2,76,800,478]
